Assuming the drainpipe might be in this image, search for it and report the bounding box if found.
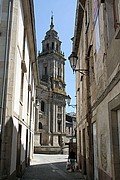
[0,0,12,177]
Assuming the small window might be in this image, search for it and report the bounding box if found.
[105,0,116,44]
[46,43,49,50]
[57,114,62,119]
[44,67,47,75]
[58,106,62,113]
[20,72,24,101]
[39,122,42,129]
[41,101,45,112]
[52,42,54,49]
[56,44,58,51]
[58,121,61,132]
[58,67,61,77]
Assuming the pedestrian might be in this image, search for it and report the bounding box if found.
[68,148,76,171]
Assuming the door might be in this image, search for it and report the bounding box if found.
[93,122,98,180]
[16,124,22,177]
[25,129,28,166]
[83,129,86,174]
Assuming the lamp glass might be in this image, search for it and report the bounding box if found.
[67,95,71,105]
[68,52,78,72]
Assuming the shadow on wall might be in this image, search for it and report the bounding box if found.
[0,116,29,180]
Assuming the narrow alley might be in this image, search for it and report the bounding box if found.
[21,154,85,180]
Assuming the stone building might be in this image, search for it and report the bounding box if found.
[65,112,76,155]
[69,0,120,179]
[66,112,76,144]
[34,16,67,154]
[0,0,38,179]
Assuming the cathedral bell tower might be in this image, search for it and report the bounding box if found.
[34,15,67,153]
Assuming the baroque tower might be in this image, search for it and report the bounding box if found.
[34,16,66,153]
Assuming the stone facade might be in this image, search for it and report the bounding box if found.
[34,16,67,153]
[65,112,76,155]
[66,112,76,144]
[72,0,120,180]
[0,0,38,179]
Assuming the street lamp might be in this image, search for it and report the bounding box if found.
[66,95,76,108]
[68,51,88,75]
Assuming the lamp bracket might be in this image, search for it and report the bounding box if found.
[68,104,76,108]
[75,69,88,75]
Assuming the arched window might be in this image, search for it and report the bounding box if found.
[46,43,49,50]
[56,44,58,51]
[41,101,45,112]
[52,42,54,50]
[39,122,42,129]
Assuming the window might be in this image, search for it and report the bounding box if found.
[41,101,45,112]
[58,106,62,113]
[69,127,70,134]
[39,122,42,129]
[20,72,24,101]
[56,44,58,51]
[0,0,2,23]
[52,42,54,50]
[57,114,62,119]
[108,94,120,179]
[106,0,116,44]
[95,17,100,53]
[40,133,42,144]
[46,43,49,50]
[44,66,47,75]
[93,0,99,23]
[58,121,61,132]
[58,67,61,78]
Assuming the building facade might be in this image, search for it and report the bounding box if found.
[66,112,76,144]
[0,0,38,179]
[34,16,67,153]
[65,112,76,155]
[72,0,120,180]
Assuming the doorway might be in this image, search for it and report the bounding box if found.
[93,122,98,179]
[83,128,86,175]
[16,124,22,177]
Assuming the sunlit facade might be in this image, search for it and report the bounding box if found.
[0,0,38,179]
[73,0,120,179]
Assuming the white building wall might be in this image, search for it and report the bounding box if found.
[14,0,24,114]
[22,37,29,122]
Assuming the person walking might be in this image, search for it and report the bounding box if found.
[68,148,76,171]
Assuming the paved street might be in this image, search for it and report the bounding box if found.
[21,154,85,180]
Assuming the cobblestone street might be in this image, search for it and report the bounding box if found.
[21,154,85,180]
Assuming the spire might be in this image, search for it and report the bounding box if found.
[50,11,54,30]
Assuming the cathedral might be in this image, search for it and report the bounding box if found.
[34,16,67,153]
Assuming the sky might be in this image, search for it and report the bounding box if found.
[34,0,77,113]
